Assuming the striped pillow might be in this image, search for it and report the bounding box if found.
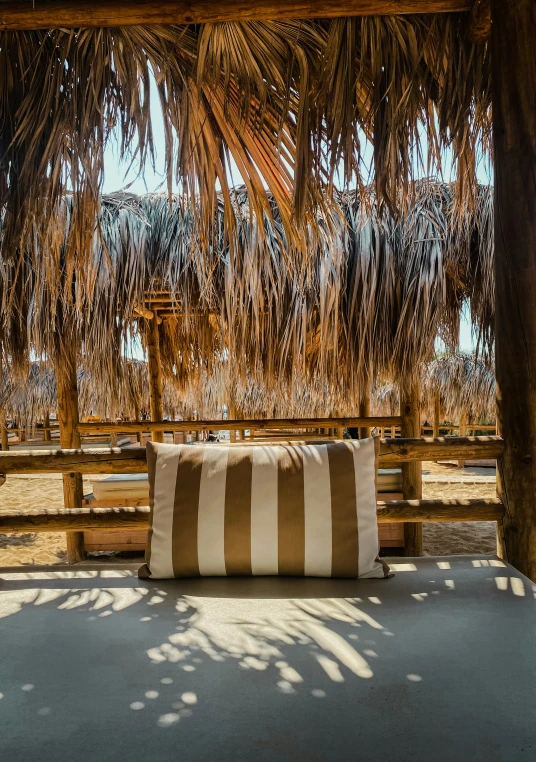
[139,438,388,579]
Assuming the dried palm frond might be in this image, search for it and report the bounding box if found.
[0,14,490,267]
[423,351,495,423]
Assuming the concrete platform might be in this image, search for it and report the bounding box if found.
[0,556,535,761]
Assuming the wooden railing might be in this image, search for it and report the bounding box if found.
[0,498,504,534]
[0,436,504,539]
[0,436,504,473]
[77,415,403,435]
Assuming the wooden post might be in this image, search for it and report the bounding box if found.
[359,388,371,440]
[433,391,441,438]
[229,402,237,443]
[492,0,536,576]
[457,412,467,468]
[44,413,52,443]
[147,316,164,444]
[400,379,423,556]
[133,400,143,445]
[0,349,7,451]
[0,411,8,451]
[55,342,85,563]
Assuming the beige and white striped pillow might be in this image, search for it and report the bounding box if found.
[139,438,388,579]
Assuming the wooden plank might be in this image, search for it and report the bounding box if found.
[83,529,148,551]
[492,0,536,580]
[77,415,403,434]
[0,498,504,534]
[0,436,504,473]
[147,316,164,444]
[400,381,423,555]
[0,1,474,32]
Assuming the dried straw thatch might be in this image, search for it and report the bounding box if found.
[0,181,494,413]
[422,352,495,424]
[0,14,491,268]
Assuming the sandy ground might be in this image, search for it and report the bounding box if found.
[421,462,497,557]
[0,462,498,566]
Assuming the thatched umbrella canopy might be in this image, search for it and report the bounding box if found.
[422,352,496,424]
[0,14,491,274]
[0,181,494,413]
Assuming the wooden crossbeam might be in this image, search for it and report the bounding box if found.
[0,498,504,534]
[0,1,473,32]
[0,436,504,473]
[76,416,403,434]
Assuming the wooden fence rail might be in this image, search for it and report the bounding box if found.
[0,498,505,534]
[77,416,403,434]
[0,436,504,473]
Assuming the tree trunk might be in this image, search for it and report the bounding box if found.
[147,317,164,443]
[400,380,423,556]
[55,343,85,563]
[492,0,536,577]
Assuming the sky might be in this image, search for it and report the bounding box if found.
[102,104,491,355]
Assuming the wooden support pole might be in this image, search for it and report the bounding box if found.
[229,402,237,443]
[54,342,85,563]
[43,413,52,443]
[0,349,8,451]
[147,317,164,444]
[457,412,467,468]
[0,411,8,451]
[133,400,143,445]
[359,390,371,440]
[400,380,423,556]
[433,391,441,439]
[491,0,536,578]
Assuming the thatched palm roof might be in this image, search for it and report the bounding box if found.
[0,14,491,265]
[0,181,494,407]
[422,351,495,423]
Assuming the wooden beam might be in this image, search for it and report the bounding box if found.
[0,498,504,534]
[0,448,148,474]
[54,342,86,563]
[147,316,164,444]
[0,437,504,473]
[0,350,8,452]
[0,410,8,452]
[0,1,474,31]
[379,436,503,463]
[133,304,154,320]
[377,498,504,523]
[492,0,536,580]
[400,381,423,556]
[77,415,403,434]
